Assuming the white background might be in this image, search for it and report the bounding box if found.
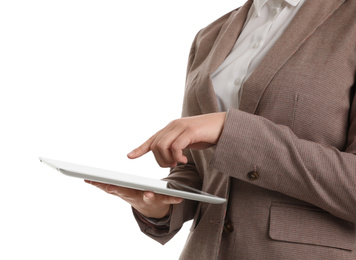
[0,1,244,259]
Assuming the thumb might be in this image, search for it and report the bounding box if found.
[142,191,155,204]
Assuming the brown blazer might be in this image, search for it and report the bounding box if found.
[134,0,356,259]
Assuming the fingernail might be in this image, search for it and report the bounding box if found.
[127,150,135,158]
[106,185,115,193]
[175,198,183,203]
[144,191,154,199]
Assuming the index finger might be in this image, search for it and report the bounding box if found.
[127,131,160,159]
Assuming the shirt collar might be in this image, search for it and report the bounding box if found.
[253,0,302,16]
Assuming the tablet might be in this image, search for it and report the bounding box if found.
[39,157,226,204]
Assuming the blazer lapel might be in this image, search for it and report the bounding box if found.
[239,0,346,114]
[196,0,253,114]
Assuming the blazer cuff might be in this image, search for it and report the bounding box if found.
[132,207,171,227]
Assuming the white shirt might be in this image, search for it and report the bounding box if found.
[211,0,305,111]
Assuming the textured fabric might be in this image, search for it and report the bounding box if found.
[134,0,356,259]
[212,0,305,111]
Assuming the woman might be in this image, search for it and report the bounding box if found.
[88,0,356,258]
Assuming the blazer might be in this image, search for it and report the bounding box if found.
[134,0,356,259]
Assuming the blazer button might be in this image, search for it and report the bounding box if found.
[247,171,259,180]
[223,219,234,233]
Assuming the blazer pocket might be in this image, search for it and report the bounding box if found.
[269,203,355,251]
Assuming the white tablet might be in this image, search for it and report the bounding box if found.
[39,157,226,204]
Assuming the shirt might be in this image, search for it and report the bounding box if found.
[211,0,305,111]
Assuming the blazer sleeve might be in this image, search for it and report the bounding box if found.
[210,88,356,223]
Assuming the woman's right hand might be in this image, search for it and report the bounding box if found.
[85,180,183,219]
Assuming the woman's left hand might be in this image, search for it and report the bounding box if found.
[127,112,227,167]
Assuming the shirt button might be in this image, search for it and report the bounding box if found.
[223,219,234,233]
[234,78,241,85]
[247,171,259,180]
[253,42,260,49]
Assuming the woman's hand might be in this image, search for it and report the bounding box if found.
[127,112,227,167]
[85,113,225,218]
[85,180,183,219]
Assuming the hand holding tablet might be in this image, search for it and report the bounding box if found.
[85,180,182,219]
